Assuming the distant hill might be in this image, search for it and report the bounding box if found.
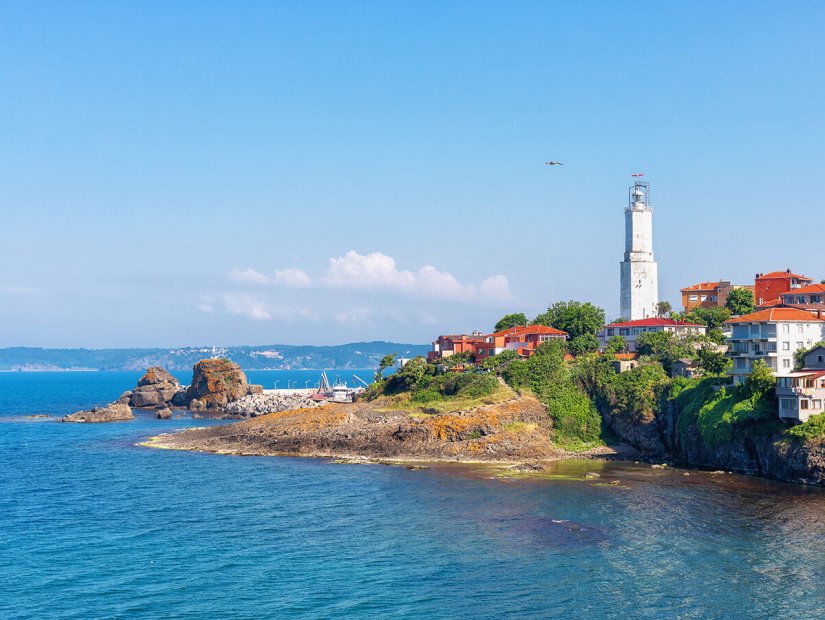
[0,342,430,372]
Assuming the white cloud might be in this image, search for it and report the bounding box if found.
[274,268,311,288]
[324,250,416,290]
[228,268,271,285]
[478,275,513,302]
[196,295,215,314]
[321,250,511,304]
[222,294,272,320]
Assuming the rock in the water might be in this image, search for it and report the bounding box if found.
[156,407,173,419]
[62,403,134,423]
[184,359,262,412]
[117,390,133,405]
[129,366,182,409]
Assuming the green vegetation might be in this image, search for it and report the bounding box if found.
[656,301,672,318]
[695,346,732,380]
[725,287,755,316]
[670,362,782,448]
[788,413,825,442]
[604,335,627,354]
[375,353,397,381]
[366,355,509,413]
[504,340,603,450]
[494,312,528,332]
[532,300,605,355]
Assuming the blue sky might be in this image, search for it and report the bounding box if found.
[1,1,824,347]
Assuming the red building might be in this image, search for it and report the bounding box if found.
[474,325,568,361]
[754,270,814,307]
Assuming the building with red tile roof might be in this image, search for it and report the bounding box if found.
[598,318,707,353]
[725,308,825,384]
[430,325,569,362]
[754,269,814,307]
[679,280,752,311]
[475,325,568,361]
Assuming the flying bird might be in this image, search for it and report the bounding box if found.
[544,161,564,166]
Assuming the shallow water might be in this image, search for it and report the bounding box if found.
[3,372,825,618]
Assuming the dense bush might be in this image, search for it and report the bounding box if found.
[670,378,781,448]
[410,373,499,403]
[788,413,825,442]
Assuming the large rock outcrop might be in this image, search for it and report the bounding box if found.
[62,403,134,423]
[184,359,263,413]
[124,367,184,409]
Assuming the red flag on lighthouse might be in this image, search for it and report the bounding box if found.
[631,172,644,177]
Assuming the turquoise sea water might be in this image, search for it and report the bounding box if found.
[4,372,825,619]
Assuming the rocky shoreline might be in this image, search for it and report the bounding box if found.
[141,394,632,464]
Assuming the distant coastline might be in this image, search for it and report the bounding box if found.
[0,341,428,372]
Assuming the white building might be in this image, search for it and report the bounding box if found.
[776,346,825,423]
[620,180,659,320]
[726,308,825,385]
[599,318,706,353]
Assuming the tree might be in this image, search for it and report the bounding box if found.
[636,331,698,373]
[744,359,775,398]
[532,301,606,342]
[725,288,755,316]
[696,346,732,379]
[385,356,428,392]
[494,312,527,332]
[375,353,397,381]
[685,306,731,330]
[568,333,599,356]
[656,301,672,318]
[604,335,627,354]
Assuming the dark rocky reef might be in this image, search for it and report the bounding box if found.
[62,403,134,423]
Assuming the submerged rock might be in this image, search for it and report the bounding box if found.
[156,407,173,420]
[62,403,134,423]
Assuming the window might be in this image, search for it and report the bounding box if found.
[711,295,718,302]
[783,342,790,351]
[736,358,747,369]
[783,359,791,369]
[798,324,805,334]
[778,377,792,388]
[700,295,707,302]
[780,398,797,410]
[801,400,810,410]
[797,342,804,350]
[814,400,823,410]
[607,328,614,336]
[783,324,790,334]
[689,295,698,302]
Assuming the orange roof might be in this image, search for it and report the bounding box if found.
[614,353,638,361]
[757,271,813,281]
[726,308,825,324]
[681,281,722,292]
[489,324,568,338]
[782,283,825,296]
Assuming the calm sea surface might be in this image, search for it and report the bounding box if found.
[3,371,825,619]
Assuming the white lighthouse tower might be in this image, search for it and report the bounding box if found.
[620,180,658,320]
